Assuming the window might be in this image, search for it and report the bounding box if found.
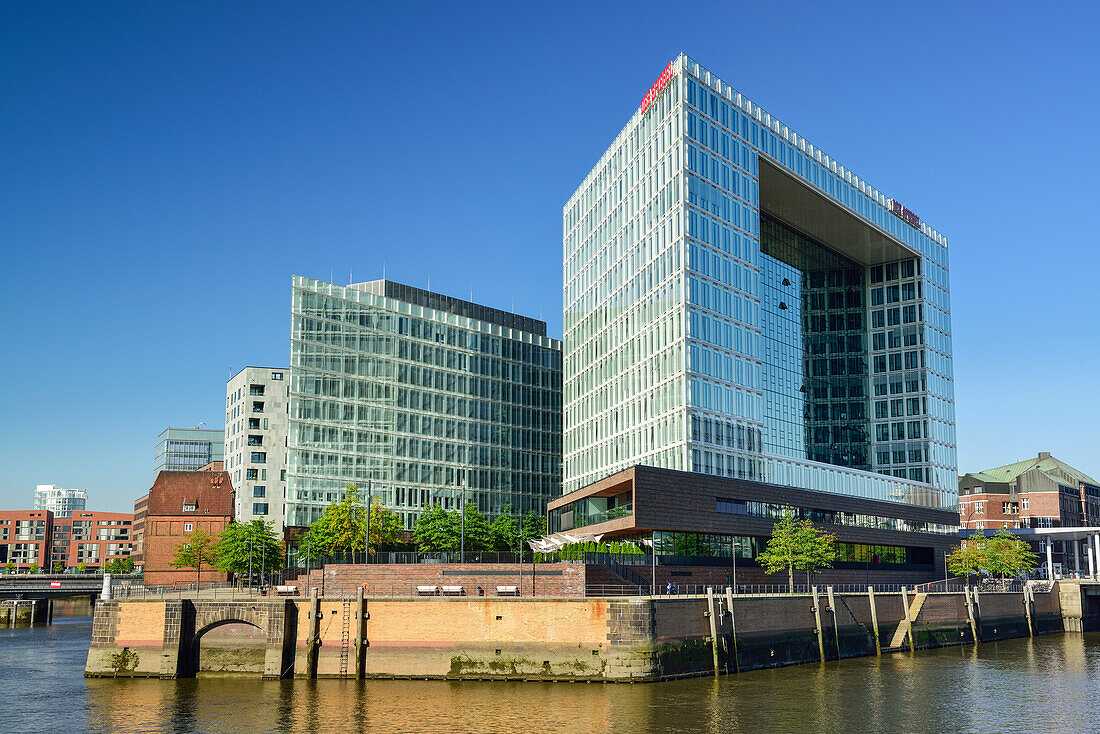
[253,503,269,515]
[246,469,258,480]
[249,384,265,396]
[1022,497,1030,511]
[976,501,985,515]
[182,503,197,512]
[271,371,283,380]
[184,523,193,532]
[253,486,266,498]
[252,401,264,413]
[280,470,286,481]
[248,418,260,430]
[251,452,266,463]
[248,435,263,446]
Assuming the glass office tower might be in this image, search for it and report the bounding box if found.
[563,54,956,510]
[286,277,562,528]
[154,427,225,477]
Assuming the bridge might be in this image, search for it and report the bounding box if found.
[0,574,111,600]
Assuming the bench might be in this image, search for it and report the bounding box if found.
[416,585,439,596]
[496,585,519,596]
[441,585,464,596]
[273,585,299,596]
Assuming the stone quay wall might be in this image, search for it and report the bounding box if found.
[85,584,1068,682]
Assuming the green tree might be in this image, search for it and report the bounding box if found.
[756,507,838,592]
[170,527,220,587]
[413,504,460,552]
[5,561,15,574]
[366,499,403,552]
[946,538,987,578]
[522,510,546,542]
[986,530,1039,578]
[77,562,87,573]
[52,562,64,573]
[29,563,39,574]
[489,509,520,552]
[118,556,135,574]
[308,483,371,557]
[459,503,492,554]
[216,520,283,579]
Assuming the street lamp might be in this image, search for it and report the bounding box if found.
[365,479,372,563]
[459,472,467,564]
[248,528,254,590]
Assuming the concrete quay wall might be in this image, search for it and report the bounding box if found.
[85,585,1066,682]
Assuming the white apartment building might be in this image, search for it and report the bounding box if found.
[34,484,87,518]
[225,366,289,529]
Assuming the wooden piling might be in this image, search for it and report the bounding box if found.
[868,586,881,655]
[811,586,825,663]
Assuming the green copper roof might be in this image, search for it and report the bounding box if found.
[967,454,1098,486]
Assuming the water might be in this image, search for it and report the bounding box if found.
[3,604,1100,733]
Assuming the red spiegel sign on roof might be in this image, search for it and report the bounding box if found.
[640,62,674,115]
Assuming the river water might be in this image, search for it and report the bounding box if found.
[2,604,1100,733]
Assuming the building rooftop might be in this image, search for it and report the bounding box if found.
[347,278,547,337]
[966,453,1099,486]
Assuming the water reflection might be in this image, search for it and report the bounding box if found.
[8,606,1100,734]
[74,641,1100,734]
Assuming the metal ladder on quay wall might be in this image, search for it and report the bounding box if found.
[339,599,351,677]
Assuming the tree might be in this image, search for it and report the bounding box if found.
[4,561,15,574]
[459,503,492,554]
[52,562,64,573]
[413,504,460,552]
[170,527,220,587]
[366,499,403,552]
[489,509,519,552]
[950,531,1038,580]
[77,562,87,573]
[29,563,39,574]
[947,538,987,578]
[308,483,369,557]
[522,510,546,542]
[756,507,838,592]
[118,556,135,574]
[216,520,283,579]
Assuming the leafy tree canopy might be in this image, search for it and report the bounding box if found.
[947,530,1038,579]
[756,506,838,592]
[217,519,283,576]
[170,527,220,585]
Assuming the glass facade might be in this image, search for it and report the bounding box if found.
[286,277,562,528]
[154,428,225,476]
[563,54,956,511]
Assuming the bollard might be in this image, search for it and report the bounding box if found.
[102,573,113,601]
[354,586,366,678]
[306,587,321,679]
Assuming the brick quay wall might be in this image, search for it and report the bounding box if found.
[85,581,1072,682]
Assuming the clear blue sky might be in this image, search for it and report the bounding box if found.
[2,2,1097,512]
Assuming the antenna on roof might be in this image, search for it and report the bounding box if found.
[350,267,353,285]
[194,421,206,429]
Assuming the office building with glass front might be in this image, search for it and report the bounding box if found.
[556,54,957,577]
[154,427,225,477]
[285,277,562,529]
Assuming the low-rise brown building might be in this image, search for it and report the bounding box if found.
[140,470,234,586]
[546,465,959,585]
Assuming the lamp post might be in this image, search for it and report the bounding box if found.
[260,530,266,590]
[365,479,372,563]
[248,528,254,590]
[459,473,467,564]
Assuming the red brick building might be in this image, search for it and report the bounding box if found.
[0,510,52,570]
[0,509,134,571]
[48,511,134,570]
[959,452,1100,531]
[139,470,234,586]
